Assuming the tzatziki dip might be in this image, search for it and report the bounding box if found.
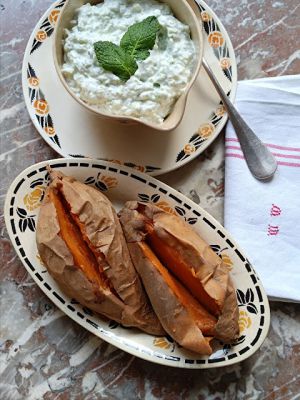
[62,0,196,124]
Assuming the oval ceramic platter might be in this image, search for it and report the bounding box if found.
[22,0,237,176]
[5,159,270,369]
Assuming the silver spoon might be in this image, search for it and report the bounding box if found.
[202,58,277,180]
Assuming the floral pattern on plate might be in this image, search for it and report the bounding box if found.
[30,0,66,54]
[27,64,61,148]
[176,97,230,163]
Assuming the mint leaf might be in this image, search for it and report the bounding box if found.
[93,16,161,81]
[120,16,161,61]
[94,41,138,82]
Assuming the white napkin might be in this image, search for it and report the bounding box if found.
[224,75,300,302]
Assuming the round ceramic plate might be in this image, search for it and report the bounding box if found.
[22,0,237,176]
[5,159,270,369]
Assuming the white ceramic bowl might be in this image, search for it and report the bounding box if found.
[53,0,203,131]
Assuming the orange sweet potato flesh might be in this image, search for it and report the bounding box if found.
[63,202,114,291]
[145,222,221,316]
[49,188,107,289]
[139,241,217,336]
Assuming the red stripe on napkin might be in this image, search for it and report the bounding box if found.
[225,138,300,152]
[225,153,300,167]
[225,145,300,160]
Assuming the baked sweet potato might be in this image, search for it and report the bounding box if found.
[36,170,164,335]
[119,201,239,353]
[128,240,216,354]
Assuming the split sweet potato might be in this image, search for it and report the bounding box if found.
[36,170,164,335]
[36,168,239,354]
[128,240,216,354]
[119,201,239,353]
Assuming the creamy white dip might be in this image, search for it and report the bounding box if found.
[62,0,196,124]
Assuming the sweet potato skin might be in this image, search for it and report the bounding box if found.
[148,208,239,342]
[36,172,164,335]
[146,225,222,316]
[119,201,240,344]
[37,189,128,323]
[138,241,217,336]
[119,201,228,313]
[147,209,229,315]
[128,241,213,355]
[215,277,239,342]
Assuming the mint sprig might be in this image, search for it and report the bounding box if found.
[94,16,161,82]
[94,41,138,82]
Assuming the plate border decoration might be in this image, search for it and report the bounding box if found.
[176,0,235,164]
[30,0,67,54]
[196,2,233,82]
[5,159,270,369]
[22,0,237,176]
[27,63,61,148]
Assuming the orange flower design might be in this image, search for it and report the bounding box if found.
[198,123,215,138]
[201,11,211,22]
[208,31,224,48]
[134,165,145,173]
[49,9,60,26]
[24,186,45,211]
[216,105,226,117]
[184,143,196,155]
[101,175,118,189]
[44,126,56,137]
[28,77,39,88]
[33,99,49,116]
[35,30,47,42]
[220,58,231,70]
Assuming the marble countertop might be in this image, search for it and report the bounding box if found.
[1,0,300,399]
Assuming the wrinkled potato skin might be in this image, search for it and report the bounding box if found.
[215,277,239,342]
[36,171,164,335]
[128,241,213,354]
[119,201,240,347]
[37,189,128,323]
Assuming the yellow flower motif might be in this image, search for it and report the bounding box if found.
[208,31,224,48]
[33,99,49,116]
[101,175,118,189]
[220,58,231,70]
[156,201,178,216]
[216,105,226,117]
[36,253,45,266]
[28,77,39,88]
[184,143,196,155]
[238,310,252,333]
[221,254,233,270]
[36,30,47,42]
[109,159,123,166]
[198,123,215,138]
[153,337,171,350]
[24,186,45,211]
[49,9,60,26]
[44,126,55,137]
[201,11,211,22]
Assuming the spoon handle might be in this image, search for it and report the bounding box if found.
[202,58,277,180]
